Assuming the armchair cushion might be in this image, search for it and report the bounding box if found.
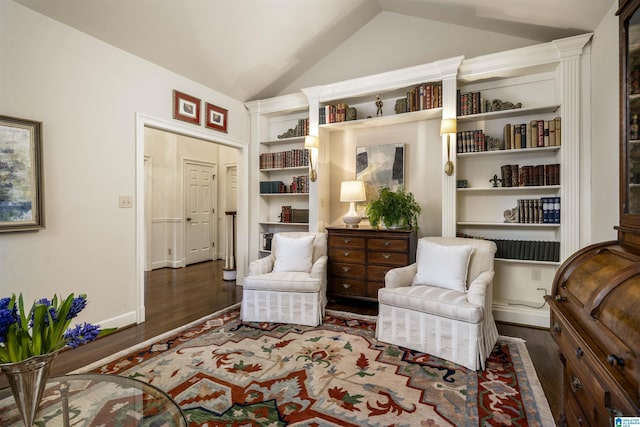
[273,234,315,273]
[411,239,474,292]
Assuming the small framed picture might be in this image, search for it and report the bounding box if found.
[205,103,228,133]
[173,90,201,125]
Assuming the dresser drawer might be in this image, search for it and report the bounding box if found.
[368,251,409,266]
[368,238,408,252]
[329,248,366,263]
[367,265,395,282]
[329,235,366,249]
[366,282,385,298]
[329,262,366,278]
[329,278,365,297]
[564,363,606,425]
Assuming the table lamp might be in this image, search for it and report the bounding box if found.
[340,180,366,227]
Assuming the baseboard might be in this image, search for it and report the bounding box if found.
[492,302,550,328]
[97,309,137,330]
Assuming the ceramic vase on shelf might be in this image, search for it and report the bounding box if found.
[0,351,58,426]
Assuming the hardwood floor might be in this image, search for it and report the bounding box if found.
[0,260,562,422]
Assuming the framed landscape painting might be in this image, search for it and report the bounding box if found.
[0,115,45,232]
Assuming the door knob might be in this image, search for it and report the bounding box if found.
[186,217,192,221]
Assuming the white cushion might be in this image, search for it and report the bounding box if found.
[243,272,322,292]
[273,234,315,273]
[412,239,474,292]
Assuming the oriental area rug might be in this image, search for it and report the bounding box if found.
[74,304,552,426]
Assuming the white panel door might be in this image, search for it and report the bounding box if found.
[185,162,216,265]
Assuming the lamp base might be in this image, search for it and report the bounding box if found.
[343,215,362,228]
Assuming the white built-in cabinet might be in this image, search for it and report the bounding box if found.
[245,33,593,327]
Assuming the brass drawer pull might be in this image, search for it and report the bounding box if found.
[382,254,391,259]
[343,251,350,257]
[383,241,391,246]
[342,283,351,289]
[575,347,584,358]
[342,266,351,272]
[555,295,567,302]
[570,376,582,393]
[343,238,351,243]
[552,322,561,335]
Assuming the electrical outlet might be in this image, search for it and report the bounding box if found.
[531,268,541,281]
[119,195,133,208]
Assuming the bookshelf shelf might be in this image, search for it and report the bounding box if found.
[259,221,309,226]
[260,166,308,172]
[456,145,560,158]
[259,136,305,147]
[495,258,560,266]
[457,221,560,228]
[320,108,442,132]
[456,104,560,123]
[457,185,560,192]
[259,193,309,197]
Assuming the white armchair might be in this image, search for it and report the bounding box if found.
[376,236,498,370]
[241,232,328,326]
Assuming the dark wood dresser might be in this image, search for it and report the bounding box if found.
[326,227,416,302]
[546,241,640,425]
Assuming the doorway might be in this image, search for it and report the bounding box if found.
[136,113,247,324]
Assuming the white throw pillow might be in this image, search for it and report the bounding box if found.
[412,240,474,292]
[273,234,315,273]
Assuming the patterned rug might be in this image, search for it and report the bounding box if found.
[75,304,553,426]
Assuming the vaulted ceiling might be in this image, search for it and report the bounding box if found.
[14,0,613,102]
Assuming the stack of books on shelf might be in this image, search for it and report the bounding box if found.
[262,232,274,251]
[503,118,561,149]
[260,176,309,194]
[319,103,350,124]
[515,197,560,224]
[456,129,499,153]
[500,163,560,187]
[278,207,309,224]
[457,232,560,262]
[457,90,485,116]
[260,148,309,169]
[395,81,442,113]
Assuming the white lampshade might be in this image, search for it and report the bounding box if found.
[340,180,366,202]
[440,118,457,135]
[304,135,319,149]
[340,180,366,227]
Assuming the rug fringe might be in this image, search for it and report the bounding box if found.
[325,309,377,322]
[70,302,242,374]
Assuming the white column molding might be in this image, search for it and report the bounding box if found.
[302,87,321,232]
[554,34,592,260]
[441,76,458,237]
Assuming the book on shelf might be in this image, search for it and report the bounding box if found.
[278,206,309,224]
[262,232,274,251]
[501,117,561,150]
[516,197,560,224]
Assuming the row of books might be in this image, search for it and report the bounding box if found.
[259,148,309,170]
[259,176,309,194]
[494,239,560,262]
[456,129,500,153]
[514,197,560,224]
[500,163,560,187]
[504,118,561,149]
[395,82,443,113]
[319,103,351,124]
[456,233,560,262]
[279,206,309,224]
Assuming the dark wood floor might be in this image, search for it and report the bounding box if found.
[0,260,561,422]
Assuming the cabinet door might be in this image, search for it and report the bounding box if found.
[621,0,640,230]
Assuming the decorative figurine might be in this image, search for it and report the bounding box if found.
[375,95,383,116]
[490,174,502,188]
[346,107,357,121]
[504,207,519,223]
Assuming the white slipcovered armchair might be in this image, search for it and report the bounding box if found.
[241,232,328,326]
[376,236,498,370]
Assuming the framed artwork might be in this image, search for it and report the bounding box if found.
[205,102,228,132]
[355,143,405,204]
[0,115,45,232]
[173,90,201,124]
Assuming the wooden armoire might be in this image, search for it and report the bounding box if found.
[545,1,640,425]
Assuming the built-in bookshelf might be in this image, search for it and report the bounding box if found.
[245,93,312,258]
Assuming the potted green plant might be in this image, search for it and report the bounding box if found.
[365,187,421,229]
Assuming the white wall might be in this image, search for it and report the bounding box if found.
[0,1,248,330]
[282,11,541,93]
